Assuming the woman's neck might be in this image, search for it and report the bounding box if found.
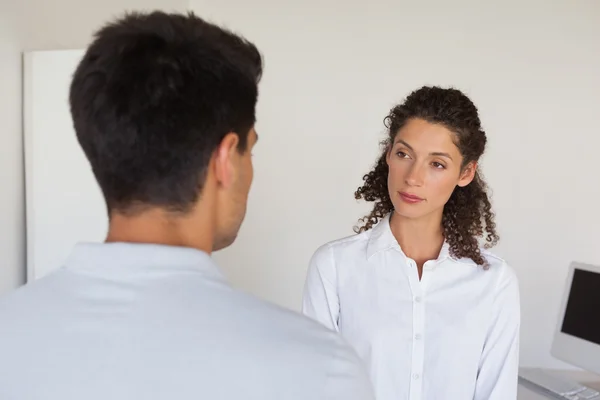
[389,210,445,270]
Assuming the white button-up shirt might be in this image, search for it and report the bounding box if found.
[302,214,520,400]
[0,243,374,400]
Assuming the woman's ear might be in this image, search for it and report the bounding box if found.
[458,161,477,187]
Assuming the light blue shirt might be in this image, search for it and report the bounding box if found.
[0,243,374,400]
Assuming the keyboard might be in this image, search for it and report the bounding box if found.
[519,368,600,399]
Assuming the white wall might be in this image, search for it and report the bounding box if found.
[20,0,188,50]
[192,0,600,369]
[0,0,188,295]
[0,0,25,294]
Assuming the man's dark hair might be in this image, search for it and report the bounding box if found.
[69,11,263,214]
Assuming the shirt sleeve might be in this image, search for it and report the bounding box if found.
[473,262,521,400]
[302,244,340,332]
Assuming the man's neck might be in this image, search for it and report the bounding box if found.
[389,210,444,266]
[106,208,214,254]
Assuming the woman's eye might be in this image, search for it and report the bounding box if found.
[396,151,409,158]
[432,162,445,169]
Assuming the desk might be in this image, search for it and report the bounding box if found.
[518,370,600,399]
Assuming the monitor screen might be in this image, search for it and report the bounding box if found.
[561,268,600,345]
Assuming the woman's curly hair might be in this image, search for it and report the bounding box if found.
[354,86,499,266]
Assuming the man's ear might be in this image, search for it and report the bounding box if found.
[458,161,477,187]
[214,133,240,189]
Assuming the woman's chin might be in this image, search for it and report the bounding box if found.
[392,204,427,220]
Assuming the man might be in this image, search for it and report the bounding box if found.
[0,11,374,400]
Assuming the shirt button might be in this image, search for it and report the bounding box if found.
[413,373,420,380]
[414,296,422,303]
[415,333,422,340]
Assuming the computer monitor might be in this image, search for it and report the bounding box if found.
[551,261,600,375]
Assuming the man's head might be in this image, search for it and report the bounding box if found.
[69,11,262,252]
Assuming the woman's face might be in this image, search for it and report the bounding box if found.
[386,118,476,221]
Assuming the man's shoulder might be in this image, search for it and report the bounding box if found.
[0,271,59,313]
[237,294,373,398]
[232,289,354,355]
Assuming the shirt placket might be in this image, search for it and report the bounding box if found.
[406,258,425,400]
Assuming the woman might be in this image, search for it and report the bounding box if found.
[302,86,520,400]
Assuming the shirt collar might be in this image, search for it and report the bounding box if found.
[366,213,401,259]
[366,213,452,263]
[64,242,226,281]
